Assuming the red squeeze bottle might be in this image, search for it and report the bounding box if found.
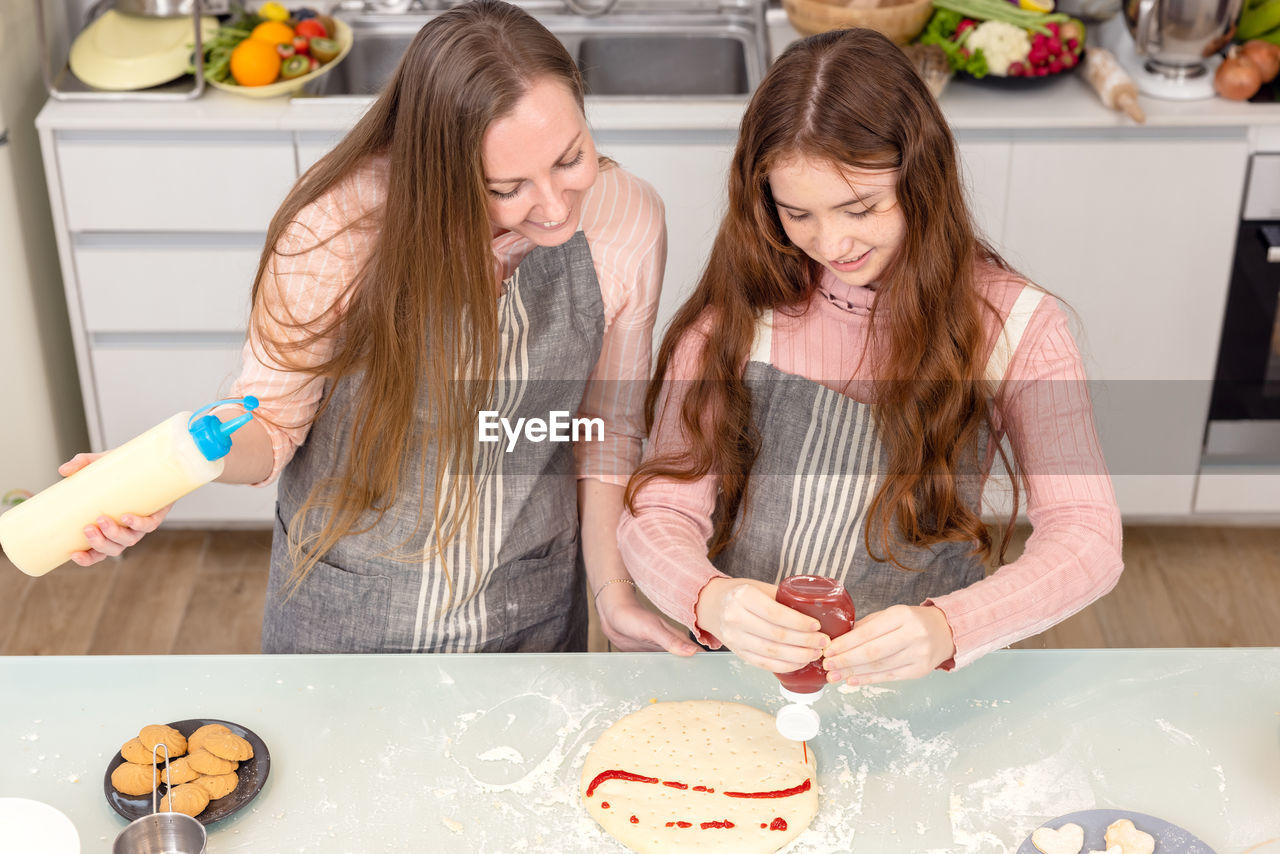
[773,575,855,741]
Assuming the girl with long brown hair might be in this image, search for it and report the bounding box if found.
[62,0,696,657]
[620,28,1122,685]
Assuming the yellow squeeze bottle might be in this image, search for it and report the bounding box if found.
[0,396,258,577]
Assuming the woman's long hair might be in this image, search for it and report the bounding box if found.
[626,28,1020,568]
[250,0,589,595]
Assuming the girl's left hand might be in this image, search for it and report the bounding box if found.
[595,583,700,656]
[820,604,955,686]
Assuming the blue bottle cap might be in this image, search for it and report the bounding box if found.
[187,396,258,462]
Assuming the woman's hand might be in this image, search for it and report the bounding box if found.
[58,453,172,567]
[595,582,699,655]
[821,604,955,686]
[694,577,829,673]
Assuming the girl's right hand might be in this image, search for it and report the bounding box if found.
[694,577,829,674]
[58,453,173,566]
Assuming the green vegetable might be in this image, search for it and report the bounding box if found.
[918,9,991,77]
[187,24,252,82]
[932,0,1069,35]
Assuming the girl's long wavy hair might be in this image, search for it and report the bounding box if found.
[626,28,1021,568]
[249,0,589,595]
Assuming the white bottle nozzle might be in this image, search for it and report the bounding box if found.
[776,686,822,742]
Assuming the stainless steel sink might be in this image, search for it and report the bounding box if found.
[302,0,769,99]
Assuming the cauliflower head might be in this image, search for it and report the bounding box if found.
[965,20,1031,76]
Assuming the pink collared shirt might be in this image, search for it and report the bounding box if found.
[618,266,1123,668]
[230,155,666,488]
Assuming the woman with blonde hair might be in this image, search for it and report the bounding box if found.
[620,28,1122,684]
[63,0,695,656]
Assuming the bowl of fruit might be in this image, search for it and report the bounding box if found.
[197,3,352,98]
[916,0,1086,82]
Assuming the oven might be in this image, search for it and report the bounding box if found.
[1204,153,1280,465]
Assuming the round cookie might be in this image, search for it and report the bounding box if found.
[186,748,238,776]
[203,730,253,762]
[191,771,239,800]
[121,737,160,765]
[187,723,231,754]
[111,761,158,796]
[156,756,200,787]
[580,701,819,854]
[160,782,210,817]
[138,724,187,759]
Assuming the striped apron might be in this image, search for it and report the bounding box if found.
[711,287,1043,614]
[262,232,605,654]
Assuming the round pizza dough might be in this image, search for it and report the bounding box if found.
[580,700,819,853]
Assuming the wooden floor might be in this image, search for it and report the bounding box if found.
[2,524,1279,655]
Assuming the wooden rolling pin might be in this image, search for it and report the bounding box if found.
[1083,47,1146,123]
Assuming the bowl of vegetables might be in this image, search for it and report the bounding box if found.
[916,0,1086,82]
[197,4,352,98]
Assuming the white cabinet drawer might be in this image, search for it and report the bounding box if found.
[89,342,273,524]
[75,235,262,333]
[56,132,297,232]
[91,342,247,448]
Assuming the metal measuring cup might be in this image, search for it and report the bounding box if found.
[112,743,207,854]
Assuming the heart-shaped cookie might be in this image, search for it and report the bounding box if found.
[1105,819,1155,854]
[1032,822,1085,854]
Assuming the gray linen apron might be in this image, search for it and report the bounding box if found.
[712,288,1043,614]
[262,232,604,654]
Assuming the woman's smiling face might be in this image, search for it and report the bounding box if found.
[482,76,599,247]
[768,154,906,289]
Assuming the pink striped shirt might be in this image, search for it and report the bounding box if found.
[230,154,666,487]
[618,267,1124,668]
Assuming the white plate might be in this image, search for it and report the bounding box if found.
[69,10,217,91]
[0,798,80,854]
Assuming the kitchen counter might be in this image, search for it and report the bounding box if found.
[33,69,1280,135]
[32,16,1280,136]
[1,648,1277,852]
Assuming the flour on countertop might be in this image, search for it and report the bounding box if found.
[947,748,1094,850]
[1155,718,1197,745]
[477,745,524,763]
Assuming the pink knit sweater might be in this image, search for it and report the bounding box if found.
[618,267,1124,668]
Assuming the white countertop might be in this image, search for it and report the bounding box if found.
[1,649,1278,852]
[35,16,1280,137]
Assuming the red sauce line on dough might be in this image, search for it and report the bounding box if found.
[700,820,735,829]
[723,778,812,799]
[664,821,693,828]
[663,781,689,789]
[692,785,714,793]
[771,817,788,831]
[601,802,610,809]
[586,770,659,797]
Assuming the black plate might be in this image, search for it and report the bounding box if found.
[1017,808,1217,853]
[103,718,270,826]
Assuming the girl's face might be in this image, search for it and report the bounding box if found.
[482,76,599,247]
[767,155,906,289]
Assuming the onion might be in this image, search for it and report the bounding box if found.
[1241,40,1280,84]
[1215,47,1263,100]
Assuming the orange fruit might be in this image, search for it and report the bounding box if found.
[249,20,294,45]
[229,38,282,86]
